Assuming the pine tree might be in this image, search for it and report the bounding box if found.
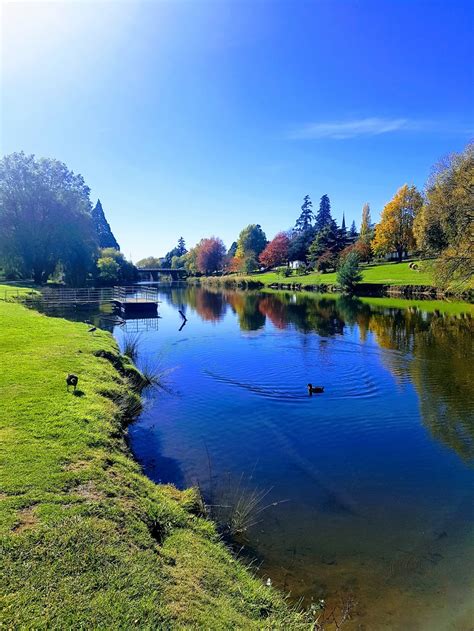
[349,220,358,239]
[337,251,362,294]
[315,194,333,232]
[92,199,120,250]
[295,195,314,232]
[177,236,187,256]
[337,213,348,250]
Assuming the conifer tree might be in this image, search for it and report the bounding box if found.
[177,236,187,256]
[92,199,120,250]
[295,195,314,232]
[315,194,333,232]
[349,220,358,238]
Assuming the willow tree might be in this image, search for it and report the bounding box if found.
[372,184,423,262]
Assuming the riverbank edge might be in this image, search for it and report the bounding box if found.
[189,277,474,301]
[0,299,308,629]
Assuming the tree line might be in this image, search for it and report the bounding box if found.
[141,141,472,288]
[1,142,471,289]
[0,152,136,286]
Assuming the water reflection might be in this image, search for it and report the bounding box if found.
[157,286,474,463]
[123,286,474,629]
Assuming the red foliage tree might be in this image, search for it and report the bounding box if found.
[196,237,226,274]
[259,232,289,268]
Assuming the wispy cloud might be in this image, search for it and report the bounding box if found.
[289,117,424,140]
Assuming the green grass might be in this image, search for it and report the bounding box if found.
[0,300,307,629]
[203,261,435,288]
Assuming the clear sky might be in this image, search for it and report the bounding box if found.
[1,0,473,261]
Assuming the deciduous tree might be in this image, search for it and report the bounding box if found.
[236,224,267,259]
[0,152,97,284]
[414,142,473,288]
[196,237,226,274]
[372,185,422,262]
[259,232,289,268]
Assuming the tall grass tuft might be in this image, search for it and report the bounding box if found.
[120,332,141,362]
[204,467,288,538]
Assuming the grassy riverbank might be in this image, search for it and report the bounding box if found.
[0,300,307,628]
[199,261,435,288]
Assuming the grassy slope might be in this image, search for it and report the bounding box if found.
[209,261,434,287]
[0,301,306,629]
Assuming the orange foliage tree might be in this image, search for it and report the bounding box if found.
[259,232,290,268]
[372,184,423,262]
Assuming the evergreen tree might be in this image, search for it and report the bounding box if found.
[177,236,187,256]
[349,220,358,239]
[337,251,362,294]
[92,199,120,250]
[337,213,348,250]
[315,194,333,232]
[295,195,314,232]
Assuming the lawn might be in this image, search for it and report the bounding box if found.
[217,261,434,287]
[0,299,307,629]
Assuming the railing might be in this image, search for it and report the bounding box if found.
[1,285,160,306]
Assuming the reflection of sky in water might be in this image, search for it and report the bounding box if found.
[118,288,474,630]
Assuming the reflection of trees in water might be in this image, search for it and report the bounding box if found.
[160,285,474,462]
[256,293,344,336]
[410,316,474,462]
[226,292,266,331]
[159,286,227,322]
[365,306,474,462]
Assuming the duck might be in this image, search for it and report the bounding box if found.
[307,383,324,395]
[66,374,79,391]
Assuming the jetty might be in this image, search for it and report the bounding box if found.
[16,286,160,317]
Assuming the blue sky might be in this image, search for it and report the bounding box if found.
[1,0,473,260]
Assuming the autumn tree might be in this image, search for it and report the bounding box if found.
[372,185,423,262]
[259,232,290,268]
[414,142,473,288]
[0,152,97,284]
[196,237,226,274]
[295,195,314,232]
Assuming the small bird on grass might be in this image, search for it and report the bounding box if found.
[66,374,79,391]
[88,326,97,332]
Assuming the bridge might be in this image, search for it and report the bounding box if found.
[137,267,187,282]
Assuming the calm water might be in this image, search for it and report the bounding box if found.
[113,286,473,630]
